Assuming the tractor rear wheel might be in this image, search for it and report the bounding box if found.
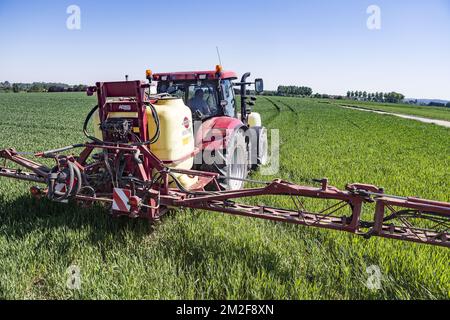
[203,129,249,191]
[249,126,269,170]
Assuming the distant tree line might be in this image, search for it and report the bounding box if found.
[48,84,88,92]
[312,93,344,100]
[277,85,313,97]
[0,81,88,93]
[259,90,278,96]
[260,85,345,100]
[346,91,405,104]
[426,101,450,108]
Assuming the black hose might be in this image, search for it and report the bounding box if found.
[48,163,73,201]
[167,171,220,196]
[83,105,104,144]
[103,153,116,188]
[47,161,83,202]
[150,103,161,144]
[141,102,160,145]
[71,162,82,196]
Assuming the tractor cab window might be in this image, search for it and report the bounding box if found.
[187,83,218,118]
[221,80,235,117]
[157,81,221,119]
[157,82,185,99]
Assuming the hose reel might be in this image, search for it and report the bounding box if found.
[47,157,82,202]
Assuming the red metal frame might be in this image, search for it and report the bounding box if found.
[0,80,448,248]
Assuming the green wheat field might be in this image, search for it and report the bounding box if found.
[0,93,448,299]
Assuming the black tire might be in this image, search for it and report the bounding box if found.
[248,126,269,171]
[202,129,249,190]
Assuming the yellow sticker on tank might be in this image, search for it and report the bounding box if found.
[182,137,190,145]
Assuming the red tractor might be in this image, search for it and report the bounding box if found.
[151,66,268,190]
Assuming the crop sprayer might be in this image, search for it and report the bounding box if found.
[0,66,448,248]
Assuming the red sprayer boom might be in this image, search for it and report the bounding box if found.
[0,80,448,248]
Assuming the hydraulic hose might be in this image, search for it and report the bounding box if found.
[48,164,73,201]
[47,161,82,201]
[140,102,160,145]
[83,104,104,144]
[71,162,82,196]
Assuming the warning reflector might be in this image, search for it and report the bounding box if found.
[112,188,132,212]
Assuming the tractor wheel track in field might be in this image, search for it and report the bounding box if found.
[262,97,298,127]
[259,97,282,127]
[264,97,282,112]
[264,97,298,114]
[275,99,298,114]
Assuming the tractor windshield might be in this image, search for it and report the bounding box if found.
[157,81,220,119]
[187,83,219,117]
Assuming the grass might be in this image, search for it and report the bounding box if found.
[0,93,449,299]
[326,98,450,122]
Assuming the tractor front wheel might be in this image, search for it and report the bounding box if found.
[203,129,249,191]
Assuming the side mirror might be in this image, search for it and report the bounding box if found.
[255,78,264,93]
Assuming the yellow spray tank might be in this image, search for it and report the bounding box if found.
[147,97,198,189]
[92,97,198,189]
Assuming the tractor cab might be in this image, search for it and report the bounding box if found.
[148,66,267,190]
[152,66,238,121]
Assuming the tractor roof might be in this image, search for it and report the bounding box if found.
[153,69,238,81]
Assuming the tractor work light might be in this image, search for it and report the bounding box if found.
[198,74,207,80]
[160,75,168,81]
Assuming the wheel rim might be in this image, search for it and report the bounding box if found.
[228,145,245,190]
[259,130,269,165]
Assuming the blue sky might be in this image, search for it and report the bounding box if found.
[0,0,449,99]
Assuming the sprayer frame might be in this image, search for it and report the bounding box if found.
[0,80,449,248]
